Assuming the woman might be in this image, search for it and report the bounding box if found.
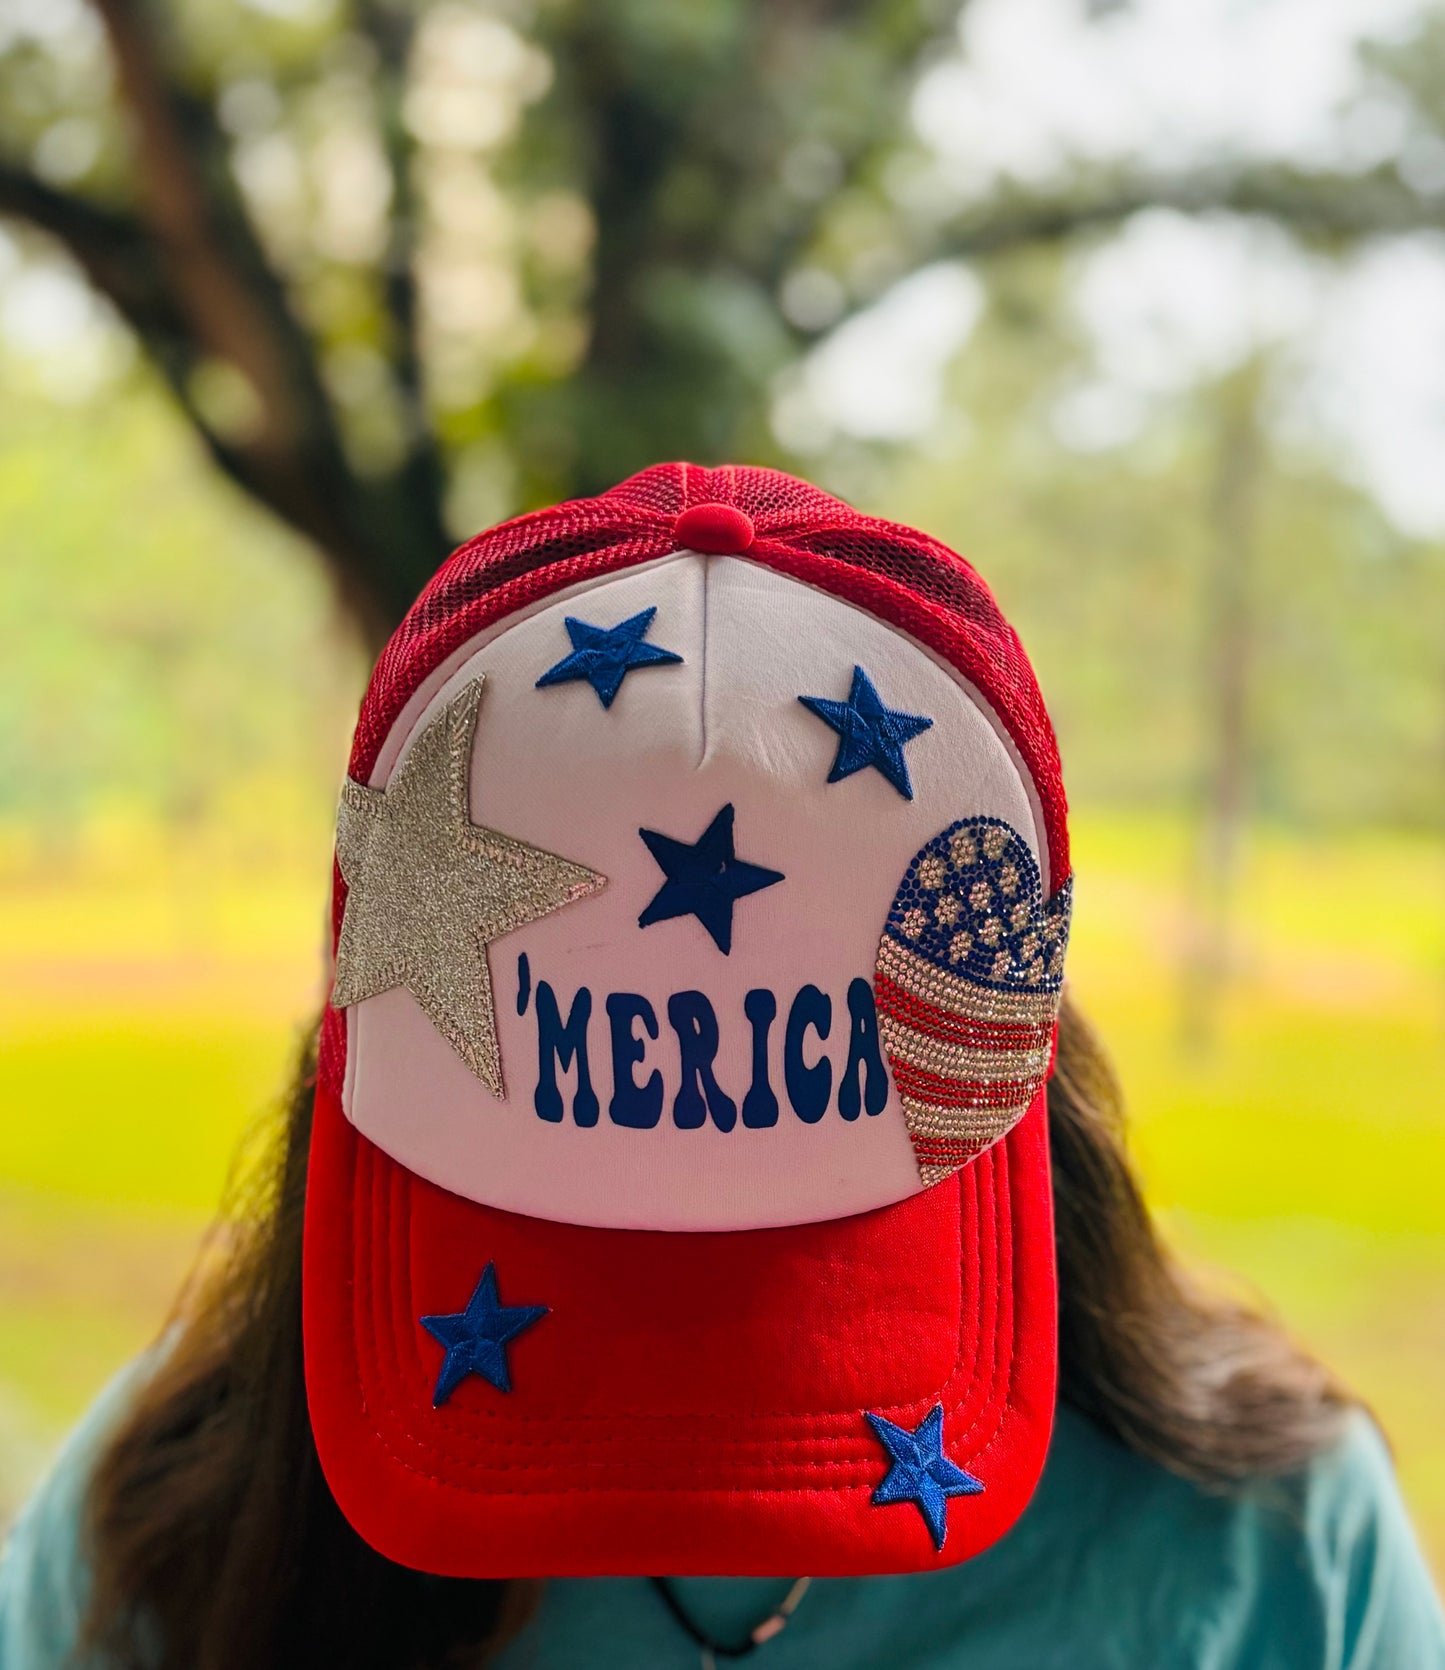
[3,466,1442,1669]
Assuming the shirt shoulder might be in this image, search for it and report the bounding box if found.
[504,1412,1444,1670]
[980,1405,1445,1670]
[0,1355,153,1670]
[1290,1411,1445,1670]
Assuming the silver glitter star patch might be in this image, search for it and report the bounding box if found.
[331,675,607,1096]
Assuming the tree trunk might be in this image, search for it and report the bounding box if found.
[1182,362,1264,1053]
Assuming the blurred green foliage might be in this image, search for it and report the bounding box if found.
[3,268,1441,840]
[0,375,361,861]
[884,263,1445,831]
[1,0,1443,1598]
[5,0,1443,643]
[1,325,1443,1574]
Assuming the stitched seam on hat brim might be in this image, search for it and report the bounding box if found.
[345,1207,1013,1498]
[412,1117,1012,1454]
[341,1109,1018,1494]
[365,1148,968,1436]
[358,1128,956,1432]
[383,1135,983,1432]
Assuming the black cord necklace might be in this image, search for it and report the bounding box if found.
[651,1576,812,1669]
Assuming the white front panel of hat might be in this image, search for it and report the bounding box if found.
[342,554,1042,1231]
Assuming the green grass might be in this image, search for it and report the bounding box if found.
[1067,815,1445,1578]
[0,1021,301,1212]
[1,814,1442,1581]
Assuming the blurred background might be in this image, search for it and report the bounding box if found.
[1,0,1442,1577]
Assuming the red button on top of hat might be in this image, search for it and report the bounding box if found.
[673,501,755,554]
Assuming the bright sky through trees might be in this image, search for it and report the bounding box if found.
[786,0,1445,534]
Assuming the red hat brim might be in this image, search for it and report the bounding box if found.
[303,1070,1057,1578]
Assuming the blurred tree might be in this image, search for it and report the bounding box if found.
[1,0,1443,649]
[1183,360,1265,1051]
[885,252,1445,835]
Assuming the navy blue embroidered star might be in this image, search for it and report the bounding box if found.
[535,606,682,708]
[637,803,784,955]
[798,665,934,800]
[865,1404,983,1551]
[419,1262,548,1406]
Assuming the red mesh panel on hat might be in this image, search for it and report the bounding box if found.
[345,459,1068,901]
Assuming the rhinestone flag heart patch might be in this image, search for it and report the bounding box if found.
[873,817,1072,1186]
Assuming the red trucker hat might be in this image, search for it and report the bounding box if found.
[303,463,1072,1578]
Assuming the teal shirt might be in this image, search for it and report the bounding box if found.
[4,1362,1443,1669]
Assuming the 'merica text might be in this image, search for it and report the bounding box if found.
[516,961,889,1131]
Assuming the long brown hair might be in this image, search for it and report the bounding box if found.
[81,993,1352,1669]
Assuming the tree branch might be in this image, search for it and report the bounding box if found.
[70,0,448,643]
[89,0,348,455]
[0,163,162,319]
[0,159,219,396]
[748,7,942,295]
[351,0,448,546]
[8,0,1441,648]
[924,163,1445,264]
[0,148,410,647]
[353,0,425,410]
